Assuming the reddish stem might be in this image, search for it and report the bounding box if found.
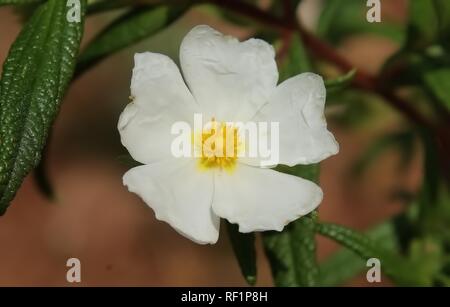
[212,0,432,128]
[210,0,450,178]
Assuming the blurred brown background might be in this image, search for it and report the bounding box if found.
[0,0,420,286]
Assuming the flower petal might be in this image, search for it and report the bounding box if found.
[180,25,278,121]
[118,52,199,164]
[212,164,322,232]
[252,73,339,166]
[123,158,219,244]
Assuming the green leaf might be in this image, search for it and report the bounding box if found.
[77,5,188,76]
[434,0,450,43]
[0,0,86,214]
[33,143,54,200]
[407,0,439,49]
[263,164,320,287]
[423,68,450,112]
[319,221,399,286]
[325,69,356,93]
[316,222,425,285]
[117,154,142,168]
[407,0,450,49]
[317,0,405,44]
[407,238,444,284]
[416,130,450,241]
[379,49,441,89]
[273,164,318,180]
[263,210,319,287]
[226,222,257,285]
[0,0,42,5]
[316,223,378,267]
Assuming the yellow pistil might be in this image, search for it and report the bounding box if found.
[195,119,241,171]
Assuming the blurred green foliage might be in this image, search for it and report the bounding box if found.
[0,0,449,286]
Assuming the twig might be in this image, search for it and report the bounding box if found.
[208,0,433,128]
[206,0,450,178]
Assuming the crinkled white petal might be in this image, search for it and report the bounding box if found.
[118,52,199,164]
[180,25,278,122]
[123,158,219,244]
[251,73,339,166]
[212,164,323,233]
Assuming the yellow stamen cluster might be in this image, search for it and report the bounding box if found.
[195,119,241,171]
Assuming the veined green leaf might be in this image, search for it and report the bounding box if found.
[319,221,399,286]
[263,209,319,287]
[0,0,86,214]
[316,222,424,285]
[316,222,386,264]
[423,68,450,112]
[77,4,188,75]
[226,222,257,285]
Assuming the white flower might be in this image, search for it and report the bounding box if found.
[118,25,339,244]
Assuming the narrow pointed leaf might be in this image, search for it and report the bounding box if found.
[77,4,188,76]
[0,0,86,214]
[325,69,356,93]
[0,0,41,5]
[423,68,450,112]
[319,221,399,286]
[316,222,424,285]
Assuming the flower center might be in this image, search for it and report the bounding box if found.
[195,119,241,171]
